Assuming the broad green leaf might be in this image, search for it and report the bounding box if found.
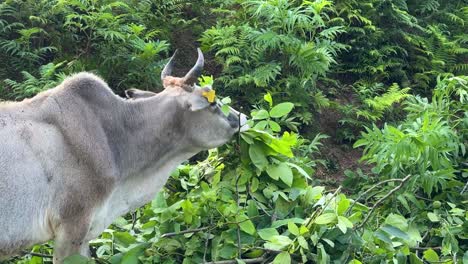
[247,200,259,217]
[304,186,324,204]
[463,251,468,264]
[322,238,335,248]
[349,260,362,264]
[269,102,294,118]
[252,109,269,120]
[337,216,353,234]
[317,243,329,264]
[221,104,230,116]
[219,244,237,259]
[337,195,350,215]
[337,220,347,234]
[249,144,268,170]
[273,252,291,264]
[113,232,137,247]
[251,177,259,192]
[374,230,392,244]
[409,253,423,264]
[287,222,300,236]
[151,192,167,210]
[384,213,408,230]
[258,228,279,240]
[423,249,439,262]
[286,162,312,180]
[237,214,256,235]
[427,212,439,222]
[244,249,264,258]
[121,244,148,264]
[264,235,293,250]
[380,225,410,240]
[338,216,353,228]
[298,236,309,249]
[266,162,293,186]
[272,218,305,228]
[269,120,281,132]
[221,96,231,104]
[314,213,337,225]
[254,120,268,130]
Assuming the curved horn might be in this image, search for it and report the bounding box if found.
[182,48,204,85]
[161,49,178,80]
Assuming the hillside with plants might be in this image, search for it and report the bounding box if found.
[0,0,467,263]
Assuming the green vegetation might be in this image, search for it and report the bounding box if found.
[1,0,467,263]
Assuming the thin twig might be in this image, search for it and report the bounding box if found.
[235,172,242,258]
[461,180,468,194]
[203,216,213,263]
[20,250,53,259]
[356,174,412,229]
[347,178,407,215]
[235,113,243,259]
[161,226,211,238]
[411,246,441,251]
[131,211,137,231]
[205,256,266,264]
[304,186,342,229]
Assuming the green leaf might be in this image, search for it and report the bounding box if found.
[286,162,311,180]
[314,213,337,225]
[298,236,309,249]
[409,253,423,264]
[271,218,305,228]
[221,97,231,104]
[266,163,293,186]
[268,120,281,132]
[337,216,353,234]
[249,144,268,170]
[337,196,350,215]
[264,93,273,107]
[384,213,408,230]
[287,222,300,236]
[423,249,439,262]
[221,104,230,116]
[463,251,468,264]
[121,244,147,264]
[270,102,294,118]
[264,235,293,250]
[273,252,291,264]
[254,120,269,130]
[253,109,269,120]
[237,214,256,235]
[380,225,410,240]
[304,186,324,204]
[349,260,362,264]
[427,212,439,222]
[258,228,279,240]
[113,232,137,247]
[151,192,167,210]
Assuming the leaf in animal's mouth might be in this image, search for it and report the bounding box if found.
[202,90,216,103]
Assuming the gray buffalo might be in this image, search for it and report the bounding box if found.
[0,49,248,263]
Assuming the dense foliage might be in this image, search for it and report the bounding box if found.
[1,0,467,263]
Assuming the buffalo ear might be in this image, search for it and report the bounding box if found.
[125,88,157,99]
[187,95,210,111]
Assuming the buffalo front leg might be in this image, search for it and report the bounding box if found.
[53,219,91,264]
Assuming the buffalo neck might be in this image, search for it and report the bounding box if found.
[109,94,195,182]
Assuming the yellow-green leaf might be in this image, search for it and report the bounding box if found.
[314,213,337,225]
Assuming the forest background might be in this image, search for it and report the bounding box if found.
[0,0,467,263]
